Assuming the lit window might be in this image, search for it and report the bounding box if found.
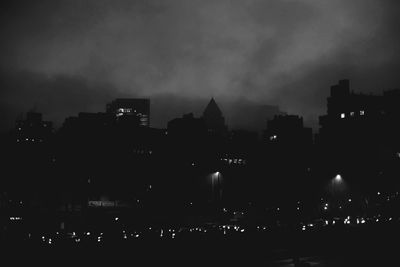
[350,112,355,116]
[360,110,365,115]
[340,113,345,118]
[270,135,277,141]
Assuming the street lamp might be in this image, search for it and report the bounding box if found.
[211,171,222,203]
[330,174,346,208]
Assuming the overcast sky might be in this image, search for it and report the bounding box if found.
[1,0,399,132]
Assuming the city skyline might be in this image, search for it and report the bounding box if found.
[1,2,400,265]
[2,78,398,137]
[1,0,400,133]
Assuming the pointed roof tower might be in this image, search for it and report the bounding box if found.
[203,98,223,118]
[202,98,227,135]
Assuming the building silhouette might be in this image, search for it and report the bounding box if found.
[264,114,312,147]
[15,111,53,143]
[317,79,400,192]
[167,113,207,139]
[202,98,227,136]
[106,98,150,127]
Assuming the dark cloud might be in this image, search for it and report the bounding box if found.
[0,70,117,129]
[1,0,400,132]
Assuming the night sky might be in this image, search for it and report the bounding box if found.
[1,0,400,132]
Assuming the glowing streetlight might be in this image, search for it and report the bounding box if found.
[211,171,222,203]
[330,173,345,207]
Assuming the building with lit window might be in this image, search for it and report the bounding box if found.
[316,80,400,191]
[264,114,312,147]
[106,98,150,127]
[15,111,53,143]
[319,79,383,143]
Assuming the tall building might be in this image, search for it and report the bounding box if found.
[15,111,53,143]
[202,98,227,135]
[167,113,207,139]
[318,79,383,145]
[317,80,400,191]
[264,114,312,147]
[106,98,150,127]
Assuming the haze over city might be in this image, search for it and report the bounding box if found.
[1,0,400,132]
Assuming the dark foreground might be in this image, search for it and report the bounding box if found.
[1,222,399,267]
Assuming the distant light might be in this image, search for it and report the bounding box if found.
[360,110,365,115]
[340,113,345,119]
[324,206,328,210]
[334,174,342,181]
[377,192,380,195]
[115,217,119,221]
[350,111,355,116]
[348,198,352,202]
